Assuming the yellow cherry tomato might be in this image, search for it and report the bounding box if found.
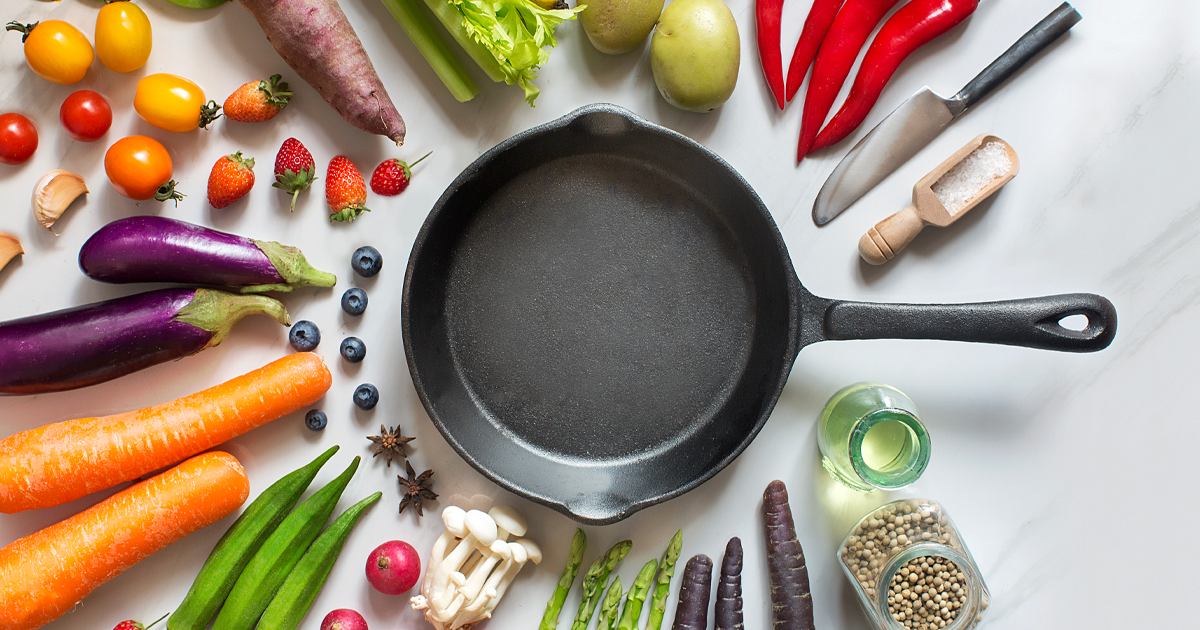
[95,1,152,73]
[134,73,220,133]
[9,20,95,85]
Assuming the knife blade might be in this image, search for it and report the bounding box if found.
[812,2,1082,226]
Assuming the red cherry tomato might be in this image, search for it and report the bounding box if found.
[0,113,38,165]
[60,91,113,142]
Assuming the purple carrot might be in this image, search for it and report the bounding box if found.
[79,216,336,293]
[763,480,814,630]
[671,555,713,630]
[0,289,289,395]
[715,537,743,630]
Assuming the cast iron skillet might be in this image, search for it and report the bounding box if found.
[403,104,1115,525]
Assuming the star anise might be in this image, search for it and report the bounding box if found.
[367,424,415,467]
[398,461,437,516]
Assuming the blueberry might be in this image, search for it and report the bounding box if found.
[340,336,366,363]
[354,383,379,410]
[305,409,327,431]
[289,320,321,352]
[351,246,383,278]
[341,287,368,316]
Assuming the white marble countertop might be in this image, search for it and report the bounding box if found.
[1,0,1194,628]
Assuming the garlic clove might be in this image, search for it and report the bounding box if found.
[0,232,23,273]
[32,170,88,234]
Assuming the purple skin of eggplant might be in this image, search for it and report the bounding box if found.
[0,288,289,395]
[78,216,336,293]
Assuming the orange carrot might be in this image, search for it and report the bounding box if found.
[0,451,250,630]
[0,352,330,514]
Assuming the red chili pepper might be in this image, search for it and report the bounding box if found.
[784,0,845,103]
[756,0,787,109]
[811,0,979,152]
[796,0,901,161]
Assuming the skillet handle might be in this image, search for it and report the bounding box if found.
[822,293,1116,352]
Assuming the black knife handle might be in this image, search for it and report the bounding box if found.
[950,2,1081,116]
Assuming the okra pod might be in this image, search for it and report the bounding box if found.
[256,491,383,630]
[616,558,658,630]
[596,576,624,630]
[168,446,339,630]
[646,529,683,630]
[212,456,361,630]
[570,540,633,630]
[539,528,588,630]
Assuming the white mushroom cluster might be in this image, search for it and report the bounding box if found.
[411,505,542,629]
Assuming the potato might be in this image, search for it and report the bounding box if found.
[650,0,740,112]
[580,0,665,54]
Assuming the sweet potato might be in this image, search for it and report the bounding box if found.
[237,0,406,145]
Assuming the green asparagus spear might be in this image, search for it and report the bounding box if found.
[571,540,633,630]
[645,529,683,630]
[616,558,658,630]
[596,576,624,630]
[539,528,588,630]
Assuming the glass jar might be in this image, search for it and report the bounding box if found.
[817,382,930,492]
[838,499,989,630]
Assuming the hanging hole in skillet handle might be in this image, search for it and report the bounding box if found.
[1033,297,1116,349]
[1057,314,1088,332]
[568,105,636,138]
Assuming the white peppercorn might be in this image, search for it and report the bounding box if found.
[837,499,990,630]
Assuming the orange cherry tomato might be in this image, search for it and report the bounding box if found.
[104,135,181,202]
[9,20,95,85]
[95,1,153,73]
[134,74,219,133]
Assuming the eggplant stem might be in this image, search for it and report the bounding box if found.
[250,240,337,293]
[175,289,290,347]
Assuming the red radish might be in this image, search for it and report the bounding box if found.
[113,613,167,630]
[365,540,420,595]
[320,609,368,630]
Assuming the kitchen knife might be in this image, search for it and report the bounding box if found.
[812,2,1081,226]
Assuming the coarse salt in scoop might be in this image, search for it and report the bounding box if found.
[859,134,1018,265]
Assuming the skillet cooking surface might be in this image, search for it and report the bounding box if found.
[404,106,798,524]
[447,154,755,459]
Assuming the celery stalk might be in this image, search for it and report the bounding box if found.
[379,0,480,102]
[419,0,506,83]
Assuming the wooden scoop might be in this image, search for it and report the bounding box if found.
[859,134,1019,265]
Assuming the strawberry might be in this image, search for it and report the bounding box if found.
[370,151,432,196]
[207,151,256,209]
[223,74,292,123]
[272,137,317,212]
[113,613,168,630]
[326,155,370,223]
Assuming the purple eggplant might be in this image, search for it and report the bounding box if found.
[78,216,336,293]
[0,288,289,395]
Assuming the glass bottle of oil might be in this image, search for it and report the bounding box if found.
[817,382,930,492]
